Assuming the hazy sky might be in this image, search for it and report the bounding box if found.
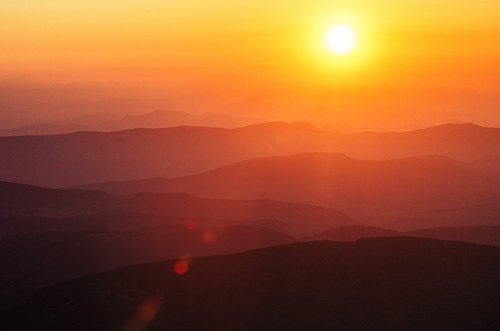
[2,0,500,129]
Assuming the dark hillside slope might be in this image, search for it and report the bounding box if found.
[307,225,500,247]
[408,226,500,247]
[307,225,401,241]
[4,237,500,330]
[0,225,293,311]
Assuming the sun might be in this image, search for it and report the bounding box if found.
[327,25,356,54]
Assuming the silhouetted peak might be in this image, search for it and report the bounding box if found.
[414,122,487,134]
[290,122,318,130]
[235,121,295,131]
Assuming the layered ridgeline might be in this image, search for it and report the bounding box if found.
[0,109,262,137]
[0,181,354,237]
[1,123,500,187]
[71,153,500,229]
[0,226,294,311]
[2,182,500,315]
[3,238,500,330]
[0,181,352,310]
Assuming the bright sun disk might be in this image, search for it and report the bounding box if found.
[327,25,356,54]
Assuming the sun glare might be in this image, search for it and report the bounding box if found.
[327,25,356,54]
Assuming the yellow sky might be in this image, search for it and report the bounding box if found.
[1,0,500,128]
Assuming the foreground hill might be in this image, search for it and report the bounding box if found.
[0,225,293,311]
[4,237,500,330]
[73,153,500,226]
[0,182,354,237]
[3,222,500,311]
[1,122,500,187]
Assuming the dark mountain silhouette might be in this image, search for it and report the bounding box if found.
[0,109,260,137]
[0,214,241,236]
[1,122,500,187]
[307,225,401,241]
[0,225,293,311]
[408,226,500,247]
[0,181,113,218]
[3,237,500,330]
[71,153,500,227]
[0,182,355,237]
[308,225,500,247]
[3,220,499,312]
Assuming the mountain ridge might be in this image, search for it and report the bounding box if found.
[67,153,500,228]
[0,181,354,237]
[2,122,500,187]
[0,109,261,137]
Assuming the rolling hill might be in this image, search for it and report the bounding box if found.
[0,225,293,311]
[4,237,500,330]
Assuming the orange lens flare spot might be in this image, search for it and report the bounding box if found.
[185,220,196,230]
[135,296,162,324]
[173,260,189,275]
[202,230,216,244]
[123,295,163,330]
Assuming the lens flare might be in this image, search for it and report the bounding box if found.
[122,295,163,331]
[173,260,189,275]
[202,230,216,244]
[185,219,196,230]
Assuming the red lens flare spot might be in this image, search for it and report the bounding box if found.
[202,230,216,244]
[186,220,196,230]
[173,260,189,275]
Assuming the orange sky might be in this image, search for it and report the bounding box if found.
[1,0,500,129]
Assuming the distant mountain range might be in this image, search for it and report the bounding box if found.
[0,109,261,137]
[4,237,500,330]
[70,153,500,227]
[2,108,500,331]
[1,122,500,187]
